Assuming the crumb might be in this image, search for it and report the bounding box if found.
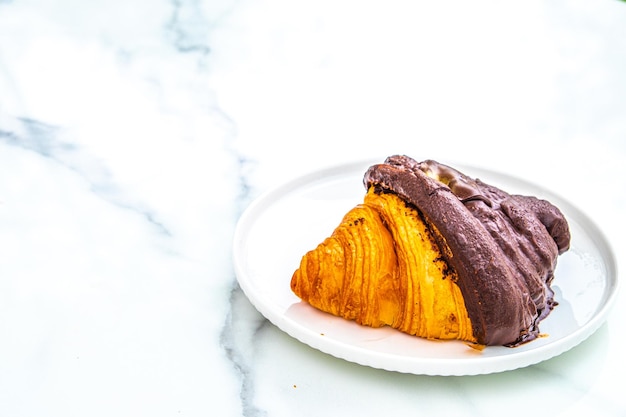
[465,342,486,352]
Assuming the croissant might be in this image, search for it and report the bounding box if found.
[291,156,571,346]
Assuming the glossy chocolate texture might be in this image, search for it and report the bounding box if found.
[364,155,570,346]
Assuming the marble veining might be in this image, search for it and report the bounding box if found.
[1,1,626,416]
[0,117,173,236]
[221,286,272,417]
[167,0,212,57]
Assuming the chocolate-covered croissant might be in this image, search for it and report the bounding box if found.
[290,155,570,346]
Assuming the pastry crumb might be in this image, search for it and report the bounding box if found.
[466,342,486,352]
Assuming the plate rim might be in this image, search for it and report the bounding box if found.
[233,159,619,376]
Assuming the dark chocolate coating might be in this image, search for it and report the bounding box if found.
[364,155,570,346]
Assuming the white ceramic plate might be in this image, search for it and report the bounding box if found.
[233,160,618,376]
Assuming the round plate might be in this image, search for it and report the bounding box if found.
[232,160,618,376]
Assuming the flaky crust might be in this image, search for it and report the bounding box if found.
[290,188,476,342]
[364,155,570,346]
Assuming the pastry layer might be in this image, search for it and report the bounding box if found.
[290,188,475,342]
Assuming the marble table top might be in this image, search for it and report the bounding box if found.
[1,1,625,416]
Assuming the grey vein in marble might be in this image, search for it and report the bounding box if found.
[0,116,171,235]
[221,285,270,417]
[219,146,269,416]
[167,0,211,57]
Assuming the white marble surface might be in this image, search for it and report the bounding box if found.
[1,0,625,416]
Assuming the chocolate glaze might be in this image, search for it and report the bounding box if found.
[364,155,570,346]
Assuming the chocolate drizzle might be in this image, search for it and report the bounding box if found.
[364,155,570,346]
